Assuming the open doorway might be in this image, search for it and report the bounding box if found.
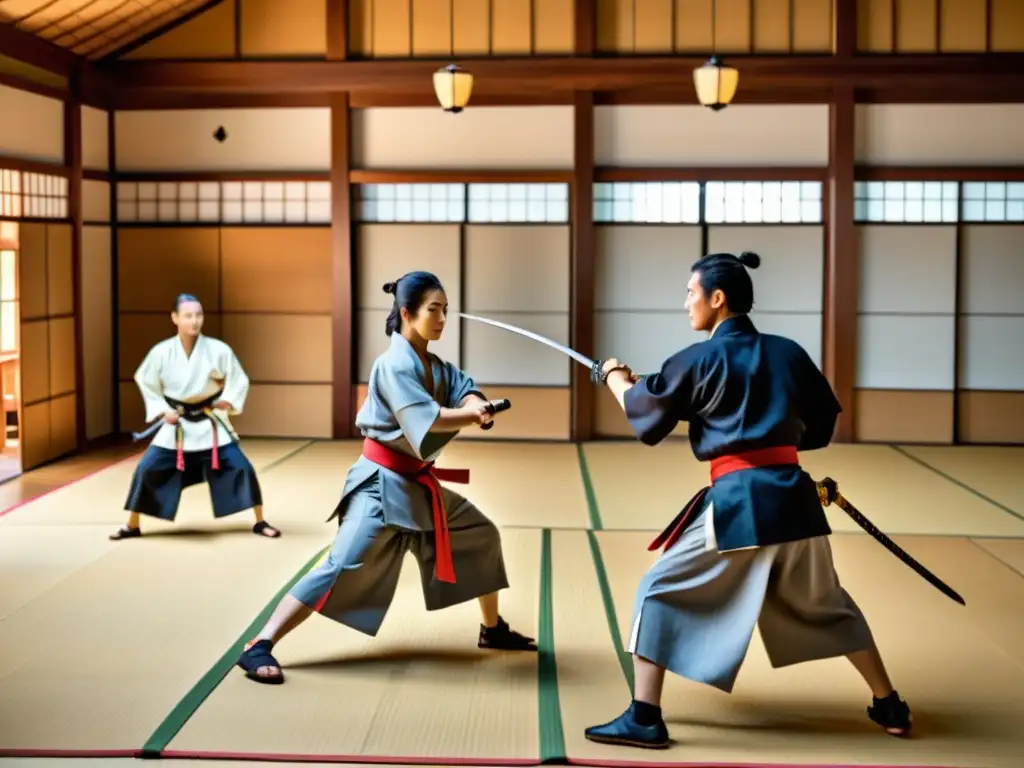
[0,220,21,483]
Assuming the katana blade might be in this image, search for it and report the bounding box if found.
[817,478,966,606]
[459,312,598,369]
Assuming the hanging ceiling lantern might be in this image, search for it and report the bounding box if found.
[693,56,739,111]
[433,63,474,113]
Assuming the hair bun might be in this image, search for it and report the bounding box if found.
[382,281,397,295]
[738,251,760,269]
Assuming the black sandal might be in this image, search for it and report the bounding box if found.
[109,526,141,541]
[478,616,538,652]
[237,639,284,684]
[868,691,912,737]
[253,521,281,538]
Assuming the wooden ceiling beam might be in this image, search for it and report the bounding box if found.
[100,54,1024,97]
[0,18,81,76]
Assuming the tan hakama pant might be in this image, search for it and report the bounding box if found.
[628,502,876,693]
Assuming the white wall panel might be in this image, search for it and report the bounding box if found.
[595,105,829,167]
[463,226,569,312]
[856,105,1024,165]
[0,85,63,164]
[356,224,461,310]
[958,317,1024,391]
[82,180,110,223]
[856,315,956,390]
[707,226,824,312]
[960,226,1024,315]
[463,312,570,385]
[115,108,331,171]
[858,226,957,314]
[856,225,957,392]
[595,226,701,311]
[352,107,574,170]
[82,106,109,171]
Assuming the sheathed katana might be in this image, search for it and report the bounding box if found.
[459,311,967,607]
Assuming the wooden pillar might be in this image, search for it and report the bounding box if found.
[64,70,86,451]
[108,110,120,435]
[328,0,354,439]
[825,87,856,442]
[823,0,859,443]
[569,0,596,441]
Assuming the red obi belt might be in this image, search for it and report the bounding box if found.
[648,445,799,553]
[361,437,470,584]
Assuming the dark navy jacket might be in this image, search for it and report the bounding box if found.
[623,315,839,552]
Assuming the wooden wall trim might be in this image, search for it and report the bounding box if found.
[350,170,573,184]
[570,90,595,442]
[65,71,86,451]
[856,167,1024,181]
[824,85,857,442]
[112,170,330,182]
[0,155,70,177]
[102,166,1024,186]
[0,71,66,101]
[595,168,828,182]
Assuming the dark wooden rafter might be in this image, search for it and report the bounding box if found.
[0,16,79,75]
[100,53,1024,98]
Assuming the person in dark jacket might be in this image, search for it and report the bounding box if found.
[585,251,911,750]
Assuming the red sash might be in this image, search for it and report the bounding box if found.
[361,438,470,584]
[647,445,799,553]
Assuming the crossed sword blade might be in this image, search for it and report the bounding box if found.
[459,311,967,607]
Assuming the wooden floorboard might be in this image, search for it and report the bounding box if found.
[0,439,142,514]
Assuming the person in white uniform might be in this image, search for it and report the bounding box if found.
[109,293,279,541]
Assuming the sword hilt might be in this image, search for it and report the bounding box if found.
[480,398,511,431]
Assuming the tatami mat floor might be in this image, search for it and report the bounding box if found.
[1,438,1023,768]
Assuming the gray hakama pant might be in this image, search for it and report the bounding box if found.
[628,502,875,693]
[288,475,509,636]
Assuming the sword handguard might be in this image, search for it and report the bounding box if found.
[816,477,840,506]
[590,359,631,385]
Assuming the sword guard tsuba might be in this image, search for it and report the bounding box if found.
[590,359,606,385]
[817,477,839,506]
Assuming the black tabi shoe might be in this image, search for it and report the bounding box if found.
[109,526,141,541]
[478,616,538,651]
[584,701,670,750]
[236,639,285,685]
[868,691,912,737]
